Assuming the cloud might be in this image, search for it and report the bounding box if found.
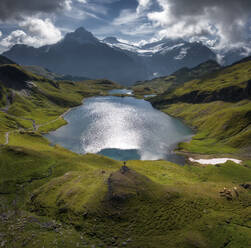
[113,9,139,26]
[147,0,251,49]
[0,0,70,21]
[63,0,109,21]
[112,0,157,37]
[137,0,152,14]
[0,17,62,50]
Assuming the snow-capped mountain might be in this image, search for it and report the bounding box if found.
[102,36,216,77]
[3,27,218,85]
[103,37,187,56]
[102,37,142,54]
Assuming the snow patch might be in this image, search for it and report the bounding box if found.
[175,47,190,60]
[189,157,242,165]
[159,43,184,55]
[103,39,186,56]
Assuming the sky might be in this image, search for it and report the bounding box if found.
[0,0,250,53]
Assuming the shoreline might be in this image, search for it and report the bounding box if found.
[43,90,247,166]
[43,91,195,164]
[142,96,247,165]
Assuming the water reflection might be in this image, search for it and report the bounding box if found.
[45,96,193,163]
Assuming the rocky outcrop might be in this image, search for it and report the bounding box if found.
[0,55,16,65]
[240,183,251,190]
[107,166,152,204]
[0,65,32,90]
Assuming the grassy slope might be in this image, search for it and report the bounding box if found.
[132,60,221,97]
[0,134,251,248]
[0,62,250,247]
[139,59,251,156]
[0,65,120,138]
[161,60,251,100]
[162,100,251,155]
[132,77,174,96]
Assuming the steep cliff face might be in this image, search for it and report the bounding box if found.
[0,55,16,65]
[0,65,33,90]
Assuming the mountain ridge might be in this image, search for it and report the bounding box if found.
[2,27,218,85]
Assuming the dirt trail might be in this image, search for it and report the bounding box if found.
[4,132,9,145]
[0,91,73,145]
[36,108,72,130]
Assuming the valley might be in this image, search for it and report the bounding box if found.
[0,54,250,248]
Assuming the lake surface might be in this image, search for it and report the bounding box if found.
[45,95,193,164]
[109,89,133,95]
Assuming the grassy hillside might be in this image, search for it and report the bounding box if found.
[133,57,251,157]
[0,60,250,248]
[0,134,251,248]
[132,60,221,96]
[0,64,120,134]
[23,65,90,82]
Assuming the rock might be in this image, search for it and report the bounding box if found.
[120,166,130,174]
[220,188,233,200]
[41,221,58,230]
[240,183,251,190]
[1,241,6,247]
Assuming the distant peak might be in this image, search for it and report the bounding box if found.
[103,37,120,44]
[71,27,93,37]
[74,27,88,34]
[64,27,98,44]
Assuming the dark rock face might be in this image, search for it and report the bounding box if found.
[0,65,31,90]
[149,42,217,77]
[152,80,251,107]
[0,55,16,65]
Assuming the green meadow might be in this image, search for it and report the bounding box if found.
[0,61,250,248]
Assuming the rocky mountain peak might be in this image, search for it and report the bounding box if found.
[64,27,98,44]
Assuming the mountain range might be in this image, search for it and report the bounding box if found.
[1,27,246,85]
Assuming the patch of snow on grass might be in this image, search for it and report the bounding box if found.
[189,158,242,165]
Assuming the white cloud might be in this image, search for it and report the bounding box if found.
[147,0,251,50]
[0,17,62,50]
[20,17,62,44]
[0,31,2,38]
[137,0,152,14]
[0,30,28,48]
[112,0,250,52]
[113,9,139,26]
[112,0,158,36]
